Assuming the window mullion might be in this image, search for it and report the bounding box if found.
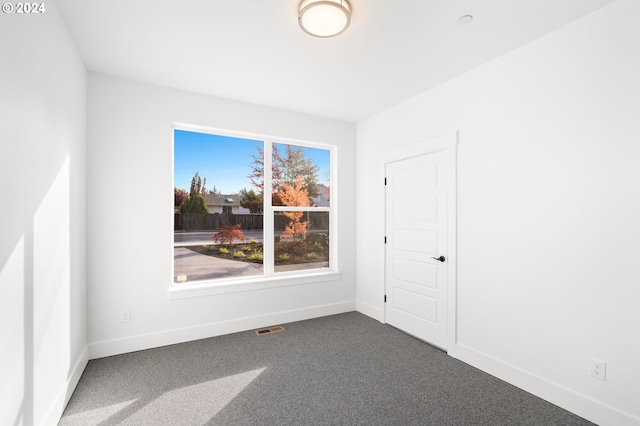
[272,206,331,212]
[263,140,274,276]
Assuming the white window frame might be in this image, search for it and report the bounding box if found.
[169,123,340,300]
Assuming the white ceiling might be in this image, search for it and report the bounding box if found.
[55,0,615,123]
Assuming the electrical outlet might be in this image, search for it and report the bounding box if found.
[120,309,131,323]
[590,358,606,381]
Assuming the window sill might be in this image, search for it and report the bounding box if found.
[168,269,341,300]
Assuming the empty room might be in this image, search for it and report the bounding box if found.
[1,0,638,425]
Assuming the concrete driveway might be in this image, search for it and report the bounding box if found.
[174,247,263,282]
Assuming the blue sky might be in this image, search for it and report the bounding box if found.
[174,129,330,194]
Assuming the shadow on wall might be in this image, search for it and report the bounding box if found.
[0,158,73,425]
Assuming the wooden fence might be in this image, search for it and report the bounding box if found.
[174,213,329,232]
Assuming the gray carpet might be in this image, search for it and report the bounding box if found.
[59,312,594,425]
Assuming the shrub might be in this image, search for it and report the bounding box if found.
[249,239,258,244]
[248,252,263,261]
[307,252,318,259]
[306,232,329,246]
[218,247,229,254]
[242,246,252,252]
[278,253,290,261]
[213,224,246,246]
[233,251,245,258]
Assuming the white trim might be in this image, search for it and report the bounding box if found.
[89,301,355,359]
[355,300,383,322]
[381,131,458,351]
[169,270,340,299]
[329,144,339,271]
[41,346,89,426]
[454,343,640,426]
[445,136,458,353]
[381,131,458,161]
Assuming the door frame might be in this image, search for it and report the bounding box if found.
[383,131,458,353]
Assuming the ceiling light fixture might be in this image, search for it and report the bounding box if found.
[458,15,473,25]
[298,0,351,38]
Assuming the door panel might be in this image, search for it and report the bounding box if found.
[393,164,438,189]
[393,229,437,254]
[394,196,437,221]
[385,151,448,349]
[393,258,437,290]
[393,288,438,323]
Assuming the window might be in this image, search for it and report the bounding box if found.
[271,143,330,273]
[173,126,335,287]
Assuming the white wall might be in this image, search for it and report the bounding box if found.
[0,2,87,425]
[87,74,356,357]
[356,1,640,425]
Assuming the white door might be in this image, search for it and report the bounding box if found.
[385,150,449,349]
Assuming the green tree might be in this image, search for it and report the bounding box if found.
[248,145,285,206]
[248,145,282,194]
[179,195,208,214]
[239,188,263,213]
[275,145,320,201]
[189,171,207,196]
[208,185,221,195]
[248,144,319,206]
[180,172,209,214]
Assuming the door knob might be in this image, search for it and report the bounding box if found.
[431,256,446,262]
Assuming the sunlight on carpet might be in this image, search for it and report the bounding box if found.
[121,367,265,424]
[62,399,138,424]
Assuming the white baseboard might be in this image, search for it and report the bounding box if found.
[89,300,356,359]
[453,343,640,426]
[41,346,89,426]
[355,300,382,322]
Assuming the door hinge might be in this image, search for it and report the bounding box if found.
[384,236,387,244]
[384,177,387,185]
[384,295,387,303]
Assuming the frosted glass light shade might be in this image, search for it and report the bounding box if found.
[298,0,351,38]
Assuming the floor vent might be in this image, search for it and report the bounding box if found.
[255,326,285,335]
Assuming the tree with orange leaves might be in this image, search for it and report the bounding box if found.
[279,176,310,241]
